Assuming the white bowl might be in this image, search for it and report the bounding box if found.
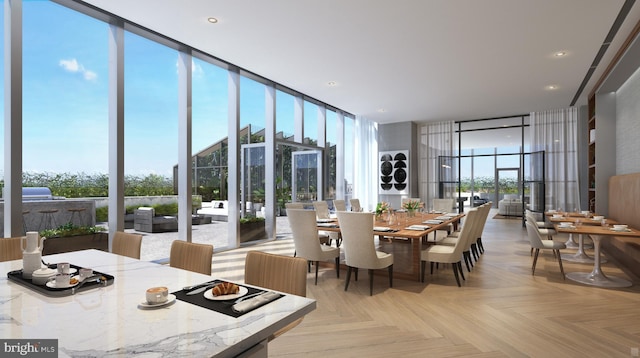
[552,214,563,219]
[547,209,557,213]
[613,224,628,230]
[31,268,57,285]
[592,216,604,220]
[581,211,590,215]
[558,222,572,227]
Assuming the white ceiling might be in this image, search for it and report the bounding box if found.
[82,0,640,125]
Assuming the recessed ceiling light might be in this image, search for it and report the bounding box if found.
[546,85,559,90]
[554,51,567,57]
[207,17,218,24]
[327,81,337,86]
[377,108,386,113]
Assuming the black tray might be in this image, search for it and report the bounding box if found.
[7,263,115,297]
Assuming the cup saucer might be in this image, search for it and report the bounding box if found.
[138,294,176,309]
[45,276,80,289]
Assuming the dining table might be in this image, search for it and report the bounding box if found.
[553,220,640,288]
[547,212,612,264]
[0,249,316,357]
[318,211,464,281]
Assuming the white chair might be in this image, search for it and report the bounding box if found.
[333,199,347,212]
[287,209,340,284]
[313,201,331,219]
[440,207,481,272]
[421,209,480,286]
[336,211,393,295]
[525,221,566,279]
[433,198,455,212]
[349,198,362,212]
[286,207,330,247]
[313,201,340,246]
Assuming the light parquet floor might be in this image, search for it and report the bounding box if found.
[211,209,640,357]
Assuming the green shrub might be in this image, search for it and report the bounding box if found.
[40,222,106,238]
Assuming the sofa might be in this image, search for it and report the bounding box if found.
[196,200,265,222]
[498,194,523,216]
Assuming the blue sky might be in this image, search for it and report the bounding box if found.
[1,1,299,178]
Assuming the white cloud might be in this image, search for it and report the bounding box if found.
[59,58,98,81]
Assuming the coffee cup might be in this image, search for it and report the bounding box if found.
[57,262,71,274]
[49,273,72,288]
[79,268,93,281]
[146,287,169,304]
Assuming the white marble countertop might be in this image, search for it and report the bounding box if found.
[0,249,316,357]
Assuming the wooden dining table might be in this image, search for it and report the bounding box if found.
[318,211,464,281]
[547,213,613,263]
[553,218,640,288]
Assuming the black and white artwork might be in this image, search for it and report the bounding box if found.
[379,150,409,195]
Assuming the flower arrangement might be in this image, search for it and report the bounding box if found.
[402,200,423,212]
[375,202,391,216]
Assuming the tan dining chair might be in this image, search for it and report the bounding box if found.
[285,202,304,210]
[333,199,347,212]
[525,221,566,279]
[244,251,308,340]
[336,211,393,295]
[287,209,340,284]
[169,240,214,275]
[0,237,24,262]
[349,198,362,212]
[421,209,480,286]
[112,231,143,259]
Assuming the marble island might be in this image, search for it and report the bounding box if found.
[0,250,316,357]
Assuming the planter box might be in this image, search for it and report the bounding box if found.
[240,222,267,243]
[42,232,109,255]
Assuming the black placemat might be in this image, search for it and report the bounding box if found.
[172,281,282,318]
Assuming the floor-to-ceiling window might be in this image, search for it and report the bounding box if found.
[344,116,355,209]
[191,56,229,245]
[326,110,337,201]
[22,1,108,231]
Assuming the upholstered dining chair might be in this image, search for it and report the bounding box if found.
[333,199,347,212]
[169,240,214,275]
[287,209,340,284]
[0,237,23,262]
[312,201,331,219]
[525,221,566,279]
[312,201,339,246]
[336,211,393,295]
[112,231,143,259]
[285,206,330,246]
[525,212,558,256]
[244,251,308,340]
[439,207,481,272]
[433,198,455,212]
[421,208,480,286]
[285,202,304,210]
[349,198,362,212]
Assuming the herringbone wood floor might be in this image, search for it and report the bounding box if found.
[212,210,640,357]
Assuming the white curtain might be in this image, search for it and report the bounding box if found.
[530,107,580,211]
[353,115,378,212]
[419,121,456,209]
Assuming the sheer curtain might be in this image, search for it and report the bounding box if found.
[419,121,456,209]
[353,115,378,212]
[530,107,580,211]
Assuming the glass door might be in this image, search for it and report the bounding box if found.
[292,150,322,203]
[241,144,266,218]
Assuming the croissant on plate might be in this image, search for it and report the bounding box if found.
[211,282,240,296]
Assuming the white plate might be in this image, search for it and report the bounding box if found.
[317,223,338,228]
[406,225,429,231]
[204,286,248,301]
[139,294,176,308]
[373,226,392,232]
[45,275,80,289]
[316,219,333,223]
[610,228,630,232]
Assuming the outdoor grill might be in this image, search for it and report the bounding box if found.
[22,187,54,201]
